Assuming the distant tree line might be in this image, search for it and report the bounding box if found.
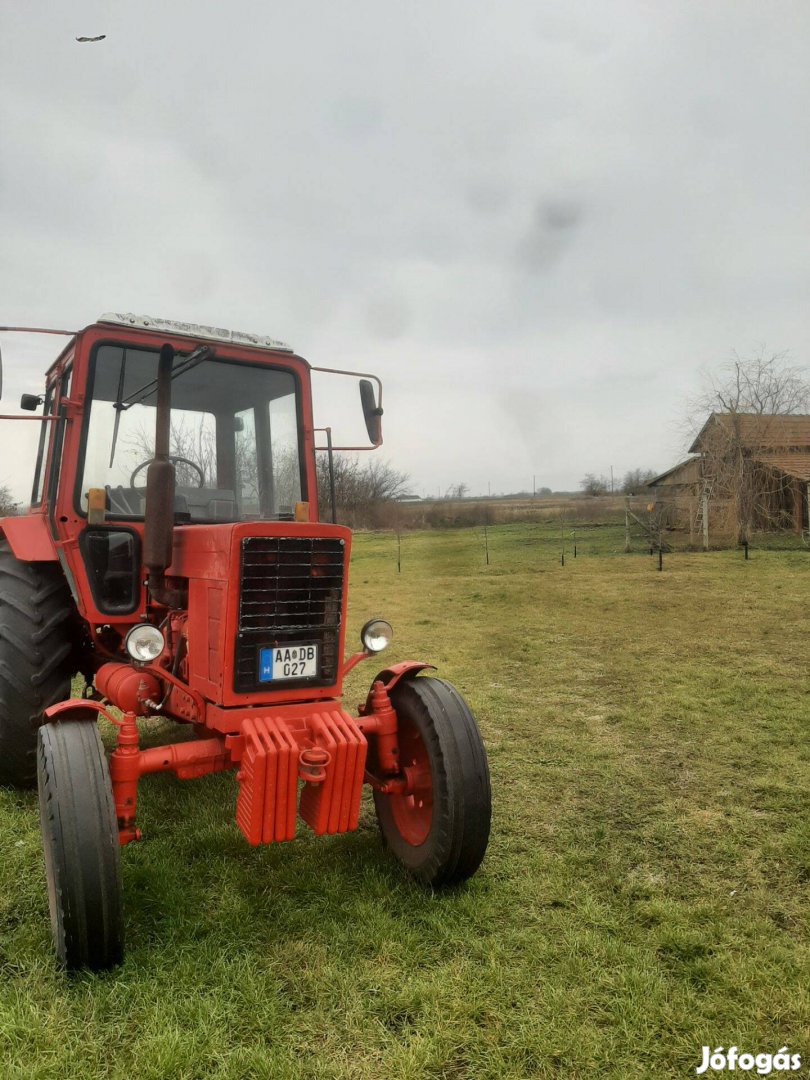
[580,469,656,496]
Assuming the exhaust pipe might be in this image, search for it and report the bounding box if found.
[143,344,182,608]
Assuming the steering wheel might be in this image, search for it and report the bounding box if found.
[130,456,206,488]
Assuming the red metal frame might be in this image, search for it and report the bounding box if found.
[44,679,412,847]
[9,317,433,853]
[2,515,58,561]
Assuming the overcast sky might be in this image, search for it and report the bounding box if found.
[1,1,809,500]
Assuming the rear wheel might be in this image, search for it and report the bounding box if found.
[373,676,491,887]
[37,721,124,971]
[0,540,76,787]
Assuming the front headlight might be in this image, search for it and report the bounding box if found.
[361,618,393,653]
[124,624,165,663]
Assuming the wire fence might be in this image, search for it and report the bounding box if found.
[356,514,810,581]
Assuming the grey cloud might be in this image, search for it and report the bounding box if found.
[0,0,808,500]
[515,198,584,272]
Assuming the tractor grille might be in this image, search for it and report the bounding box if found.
[234,536,345,693]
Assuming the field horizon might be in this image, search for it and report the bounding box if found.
[0,524,808,1078]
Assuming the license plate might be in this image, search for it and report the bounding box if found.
[258,643,318,682]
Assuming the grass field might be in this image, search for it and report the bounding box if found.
[1,523,809,1078]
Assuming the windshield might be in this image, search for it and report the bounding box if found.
[79,344,304,522]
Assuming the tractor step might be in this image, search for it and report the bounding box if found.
[235,710,367,846]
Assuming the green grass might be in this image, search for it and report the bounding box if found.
[1,525,809,1078]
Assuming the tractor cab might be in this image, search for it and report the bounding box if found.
[25,312,381,527]
[0,313,490,973]
[80,338,304,524]
[6,315,383,699]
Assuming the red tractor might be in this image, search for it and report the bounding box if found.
[0,314,491,970]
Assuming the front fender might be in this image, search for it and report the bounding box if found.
[44,699,120,725]
[361,661,435,713]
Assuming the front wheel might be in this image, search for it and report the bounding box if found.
[372,676,491,887]
[37,721,124,971]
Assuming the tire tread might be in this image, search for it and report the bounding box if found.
[0,539,76,787]
[37,721,123,970]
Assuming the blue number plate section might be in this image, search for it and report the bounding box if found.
[258,643,319,682]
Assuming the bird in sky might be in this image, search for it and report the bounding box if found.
[75,34,106,43]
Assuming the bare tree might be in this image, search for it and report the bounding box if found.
[168,419,217,486]
[123,417,217,487]
[689,348,810,542]
[124,418,302,512]
[621,468,656,494]
[0,485,19,516]
[316,454,408,527]
[580,473,608,496]
[705,349,809,417]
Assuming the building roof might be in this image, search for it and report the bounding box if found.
[690,412,810,454]
[754,452,810,481]
[647,457,701,487]
[651,414,810,496]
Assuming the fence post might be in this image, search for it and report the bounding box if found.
[624,499,631,553]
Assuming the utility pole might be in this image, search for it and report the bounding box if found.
[610,465,614,493]
[533,474,536,497]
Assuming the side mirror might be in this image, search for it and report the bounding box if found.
[359,379,383,446]
[20,393,43,411]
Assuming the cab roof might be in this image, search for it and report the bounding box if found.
[97,313,293,353]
